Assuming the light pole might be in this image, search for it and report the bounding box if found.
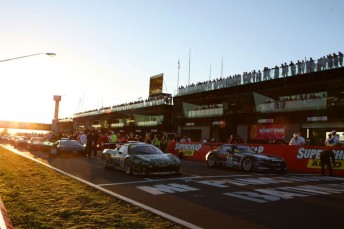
[0,53,56,62]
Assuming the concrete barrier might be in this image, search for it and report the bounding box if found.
[0,198,14,229]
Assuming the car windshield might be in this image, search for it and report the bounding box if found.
[232,146,257,154]
[128,145,163,155]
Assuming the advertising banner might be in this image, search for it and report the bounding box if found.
[165,141,344,176]
[149,73,163,96]
[250,124,286,140]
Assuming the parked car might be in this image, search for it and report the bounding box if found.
[205,144,287,172]
[102,142,181,175]
[13,136,29,149]
[27,137,46,151]
[50,139,85,156]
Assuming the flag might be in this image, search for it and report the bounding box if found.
[178,59,180,69]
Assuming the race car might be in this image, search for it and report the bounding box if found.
[49,139,85,156]
[205,144,287,172]
[102,142,181,175]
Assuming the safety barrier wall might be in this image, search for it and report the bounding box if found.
[165,141,344,176]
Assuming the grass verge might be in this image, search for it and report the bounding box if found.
[0,146,180,228]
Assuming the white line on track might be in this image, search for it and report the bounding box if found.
[1,145,202,229]
[98,176,202,186]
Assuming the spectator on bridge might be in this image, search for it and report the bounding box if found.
[339,51,343,67]
[301,60,305,74]
[273,66,279,79]
[296,60,302,74]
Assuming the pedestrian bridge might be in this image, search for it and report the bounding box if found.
[0,120,51,131]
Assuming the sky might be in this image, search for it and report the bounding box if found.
[0,0,343,124]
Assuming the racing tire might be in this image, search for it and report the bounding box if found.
[124,159,133,175]
[207,154,217,167]
[242,157,253,171]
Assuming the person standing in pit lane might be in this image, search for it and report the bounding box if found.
[86,130,94,158]
[92,130,99,157]
[320,149,336,176]
[78,131,87,145]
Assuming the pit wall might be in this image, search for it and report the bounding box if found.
[165,141,344,177]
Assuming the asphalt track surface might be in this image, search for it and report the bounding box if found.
[2,145,344,229]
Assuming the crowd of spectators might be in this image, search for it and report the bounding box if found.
[178,51,343,93]
[110,95,172,109]
[74,95,172,116]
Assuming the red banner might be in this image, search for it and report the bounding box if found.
[250,124,286,140]
[165,141,344,176]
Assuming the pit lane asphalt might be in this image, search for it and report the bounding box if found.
[3,145,344,229]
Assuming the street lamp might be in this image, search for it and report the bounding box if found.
[0,53,56,62]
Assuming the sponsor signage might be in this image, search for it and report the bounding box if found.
[149,73,163,96]
[165,141,344,176]
[307,116,328,121]
[212,121,225,126]
[258,119,273,123]
[250,124,286,140]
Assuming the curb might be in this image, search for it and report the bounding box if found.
[0,198,14,229]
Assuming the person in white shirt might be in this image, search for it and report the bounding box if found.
[327,130,341,146]
[297,131,306,145]
[79,131,87,145]
[325,133,333,146]
[289,133,304,145]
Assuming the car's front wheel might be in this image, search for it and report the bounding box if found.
[124,159,133,175]
[207,154,217,167]
[242,157,253,171]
